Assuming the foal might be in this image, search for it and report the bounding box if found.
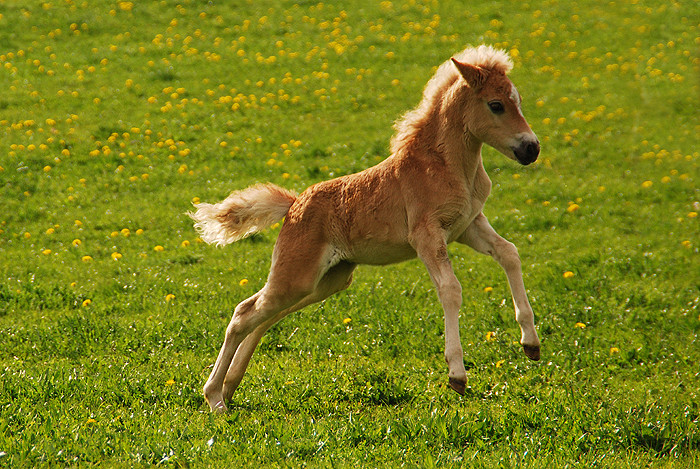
[190,45,541,412]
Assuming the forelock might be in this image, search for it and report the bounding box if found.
[453,45,513,74]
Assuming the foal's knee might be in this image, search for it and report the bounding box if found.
[495,240,521,272]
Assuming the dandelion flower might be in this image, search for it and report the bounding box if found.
[239,278,249,286]
[681,240,691,248]
[82,299,92,307]
[165,294,175,302]
[486,331,496,342]
[566,203,580,213]
[563,271,575,278]
[111,252,122,260]
[72,239,82,247]
[343,317,352,324]
[181,240,190,247]
[641,180,653,188]
[42,249,52,255]
[81,255,93,262]
[575,322,586,329]
[86,418,96,424]
[165,379,175,386]
[610,347,620,354]
[153,245,164,252]
[484,286,493,293]
[495,359,506,368]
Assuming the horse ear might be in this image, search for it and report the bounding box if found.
[451,58,489,90]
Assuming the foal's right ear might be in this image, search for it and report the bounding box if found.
[451,58,489,90]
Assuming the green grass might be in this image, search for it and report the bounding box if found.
[1,0,698,466]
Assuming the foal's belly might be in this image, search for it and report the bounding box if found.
[344,240,417,266]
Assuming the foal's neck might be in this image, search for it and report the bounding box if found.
[436,89,484,183]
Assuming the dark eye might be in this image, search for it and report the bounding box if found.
[488,101,505,114]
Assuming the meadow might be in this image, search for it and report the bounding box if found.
[0,0,698,466]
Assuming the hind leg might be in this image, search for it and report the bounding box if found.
[203,286,308,412]
[221,261,356,402]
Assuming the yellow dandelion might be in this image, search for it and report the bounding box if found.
[46,228,55,235]
[121,228,130,237]
[181,240,190,247]
[72,239,82,246]
[239,278,249,286]
[641,180,653,188]
[484,286,493,293]
[165,379,175,386]
[681,240,691,248]
[111,252,122,260]
[42,249,52,256]
[343,317,352,324]
[688,212,698,218]
[566,203,580,213]
[86,418,96,424]
[610,347,620,354]
[563,271,575,279]
[153,245,164,252]
[82,299,92,307]
[575,322,586,329]
[136,229,144,235]
[81,255,93,262]
[74,220,83,227]
[165,294,175,302]
[486,331,496,342]
[495,359,506,368]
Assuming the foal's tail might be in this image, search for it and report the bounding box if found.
[188,183,297,246]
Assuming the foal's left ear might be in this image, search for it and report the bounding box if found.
[451,58,489,90]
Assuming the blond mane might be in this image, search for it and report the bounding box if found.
[390,45,513,155]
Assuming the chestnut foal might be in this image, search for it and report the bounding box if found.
[190,45,541,412]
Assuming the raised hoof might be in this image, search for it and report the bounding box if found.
[522,344,541,361]
[448,377,466,396]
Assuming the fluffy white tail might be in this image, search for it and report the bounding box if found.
[189,183,297,246]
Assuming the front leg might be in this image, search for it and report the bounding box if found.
[410,226,467,395]
[458,213,541,359]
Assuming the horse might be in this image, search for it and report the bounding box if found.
[189,45,542,412]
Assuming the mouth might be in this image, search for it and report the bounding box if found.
[511,139,540,165]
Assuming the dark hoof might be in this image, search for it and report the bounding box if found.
[523,344,541,361]
[448,377,466,395]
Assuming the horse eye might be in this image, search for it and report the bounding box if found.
[488,101,505,114]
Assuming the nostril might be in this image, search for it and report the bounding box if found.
[527,141,540,157]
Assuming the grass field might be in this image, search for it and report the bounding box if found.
[1,0,698,466]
